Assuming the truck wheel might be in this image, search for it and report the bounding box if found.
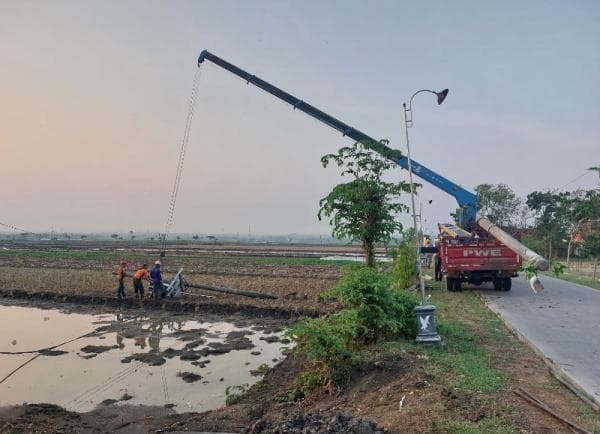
[434,256,442,281]
[446,278,461,292]
[493,279,502,291]
[502,278,512,291]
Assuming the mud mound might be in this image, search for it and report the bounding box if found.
[121,352,166,366]
[248,410,384,433]
[177,372,203,383]
[80,345,118,354]
[22,403,78,419]
[39,349,68,356]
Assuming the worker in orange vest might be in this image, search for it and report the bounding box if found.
[116,260,127,299]
[133,263,149,299]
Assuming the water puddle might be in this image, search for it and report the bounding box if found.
[0,303,288,413]
[320,255,392,263]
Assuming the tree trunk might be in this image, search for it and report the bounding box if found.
[566,239,573,267]
[363,240,374,267]
[594,257,598,281]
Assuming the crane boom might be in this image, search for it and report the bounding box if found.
[197,50,477,229]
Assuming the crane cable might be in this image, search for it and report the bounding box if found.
[160,66,202,257]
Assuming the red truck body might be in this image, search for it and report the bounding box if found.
[434,230,521,291]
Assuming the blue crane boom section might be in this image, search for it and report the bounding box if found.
[197,50,478,229]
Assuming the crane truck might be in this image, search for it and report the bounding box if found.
[196,50,549,291]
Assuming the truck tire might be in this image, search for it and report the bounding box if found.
[446,278,455,292]
[502,278,512,291]
[493,279,502,291]
[446,278,462,292]
[434,256,442,281]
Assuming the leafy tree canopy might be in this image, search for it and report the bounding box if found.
[318,142,412,266]
[475,183,522,226]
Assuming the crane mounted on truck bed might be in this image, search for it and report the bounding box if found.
[196,50,548,290]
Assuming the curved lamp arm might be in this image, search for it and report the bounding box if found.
[404,88,449,127]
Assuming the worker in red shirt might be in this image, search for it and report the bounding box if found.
[116,260,127,299]
[133,263,149,299]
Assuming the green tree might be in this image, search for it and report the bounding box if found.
[526,189,599,259]
[526,191,571,259]
[318,142,412,266]
[475,183,522,227]
[582,234,600,279]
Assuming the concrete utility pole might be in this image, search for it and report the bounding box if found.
[403,88,448,345]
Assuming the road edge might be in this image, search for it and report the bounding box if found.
[477,291,600,412]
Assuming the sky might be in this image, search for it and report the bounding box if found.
[1,0,599,235]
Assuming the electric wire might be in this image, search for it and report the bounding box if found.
[553,170,592,192]
[0,220,32,234]
[0,329,100,384]
[69,362,144,409]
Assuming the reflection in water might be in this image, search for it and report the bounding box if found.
[134,336,146,349]
[0,304,287,413]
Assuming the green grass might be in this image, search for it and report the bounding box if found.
[0,247,355,266]
[440,416,517,434]
[543,270,600,290]
[426,321,505,392]
[0,248,123,260]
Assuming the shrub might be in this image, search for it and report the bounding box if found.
[288,266,419,391]
[224,384,249,405]
[551,260,566,277]
[287,309,360,368]
[327,265,419,340]
[391,240,417,290]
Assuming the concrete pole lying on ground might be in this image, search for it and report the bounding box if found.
[184,280,278,299]
[477,216,549,271]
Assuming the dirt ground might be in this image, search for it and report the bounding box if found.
[0,252,341,316]
[1,245,599,433]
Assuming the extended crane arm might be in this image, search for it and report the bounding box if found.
[197,50,477,228]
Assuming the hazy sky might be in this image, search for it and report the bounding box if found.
[1,0,599,235]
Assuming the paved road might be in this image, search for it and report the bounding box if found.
[478,275,600,408]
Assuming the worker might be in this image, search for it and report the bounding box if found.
[150,260,163,299]
[115,260,127,299]
[133,263,149,299]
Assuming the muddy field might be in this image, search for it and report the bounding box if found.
[0,301,288,415]
[0,249,343,316]
[1,244,599,433]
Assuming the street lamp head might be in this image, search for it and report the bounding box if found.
[436,89,449,105]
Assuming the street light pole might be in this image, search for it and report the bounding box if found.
[403,88,448,345]
[402,102,425,305]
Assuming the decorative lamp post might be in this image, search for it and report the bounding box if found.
[403,88,448,345]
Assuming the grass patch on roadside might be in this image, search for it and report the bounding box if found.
[428,321,504,392]
[542,270,600,290]
[415,287,512,394]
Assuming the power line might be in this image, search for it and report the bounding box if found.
[553,170,593,192]
[0,220,32,234]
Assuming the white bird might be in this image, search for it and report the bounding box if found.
[529,275,544,294]
[419,315,431,331]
